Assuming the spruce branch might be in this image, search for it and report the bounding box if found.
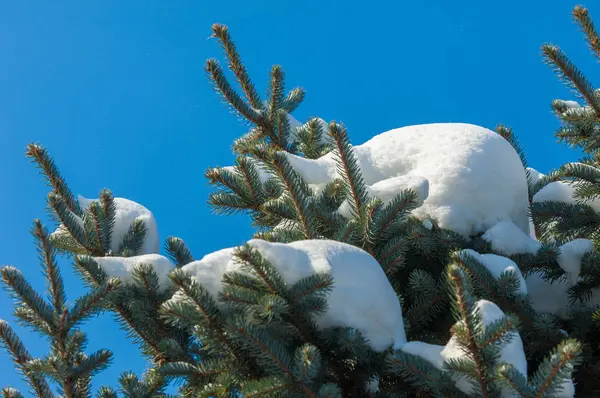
[531,339,581,397]
[573,6,600,62]
[385,350,462,396]
[241,377,291,397]
[99,189,116,251]
[164,268,224,333]
[1,389,24,398]
[454,250,534,328]
[0,321,54,398]
[236,156,267,205]
[71,349,113,380]
[32,219,65,313]
[165,237,194,267]
[542,43,600,116]
[497,364,533,398]
[296,118,329,160]
[267,66,286,140]
[267,151,317,239]
[86,201,107,254]
[274,108,292,150]
[26,143,81,217]
[226,320,317,397]
[372,190,420,242]
[211,23,263,110]
[47,192,91,254]
[96,386,118,398]
[328,122,368,221]
[233,127,264,155]
[447,264,492,398]
[1,266,56,332]
[66,278,120,330]
[205,58,263,125]
[233,244,288,297]
[281,87,305,113]
[117,218,146,257]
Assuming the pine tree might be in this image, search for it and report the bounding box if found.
[526,5,600,394]
[0,13,589,398]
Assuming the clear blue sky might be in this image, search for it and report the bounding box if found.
[0,0,594,394]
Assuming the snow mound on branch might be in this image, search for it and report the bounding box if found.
[483,220,541,255]
[338,174,429,218]
[464,249,527,294]
[93,254,174,291]
[180,239,406,352]
[53,195,160,254]
[557,239,594,284]
[555,379,575,398]
[531,166,600,212]
[527,167,545,186]
[482,220,597,318]
[401,300,526,397]
[525,274,572,318]
[284,123,530,238]
[483,220,593,285]
[533,181,576,205]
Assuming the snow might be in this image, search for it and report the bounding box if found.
[526,273,573,319]
[532,166,600,213]
[527,167,545,186]
[561,100,581,110]
[533,181,577,205]
[482,220,541,255]
[400,300,526,397]
[556,239,594,284]
[531,165,600,211]
[422,219,433,230]
[179,239,406,352]
[482,221,597,318]
[400,341,444,368]
[463,249,528,294]
[365,375,380,394]
[555,379,575,398]
[53,195,160,255]
[338,174,429,218]
[93,254,174,291]
[283,123,530,238]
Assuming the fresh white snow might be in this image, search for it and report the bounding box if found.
[283,123,530,238]
[482,220,541,255]
[482,220,597,318]
[482,220,595,317]
[179,239,406,352]
[401,300,526,397]
[531,165,600,212]
[555,379,576,398]
[556,239,594,284]
[463,249,528,294]
[533,181,577,205]
[527,167,545,186]
[93,254,174,291]
[52,195,160,255]
[338,174,429,218]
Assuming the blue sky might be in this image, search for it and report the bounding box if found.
[0,0,595,394]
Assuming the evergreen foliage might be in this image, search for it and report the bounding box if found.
[3,6,600,398]
[527,5,600,394]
